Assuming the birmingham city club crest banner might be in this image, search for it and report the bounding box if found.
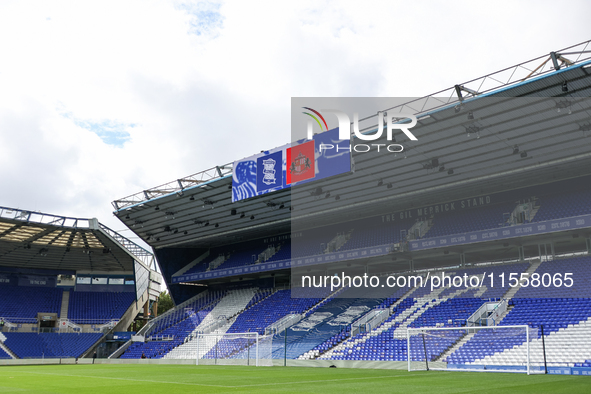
[232,127,351,202]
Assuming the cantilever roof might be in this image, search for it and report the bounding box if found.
[113,41,591,250]
[0,206,155,273]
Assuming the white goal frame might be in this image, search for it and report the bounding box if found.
[194,332,272,367]
[407,325,537,375]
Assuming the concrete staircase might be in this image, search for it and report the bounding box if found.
[390,287,418,312]
[172,250,210,277]
[324,231,353,253]
[436,332,476,362]
[0,332,18,359]
[407,219,433,240]
[59,290,70,320]
[320,285,457,360]
[391,286,465,338]
[502,260,542,299]
[163,288,257,359]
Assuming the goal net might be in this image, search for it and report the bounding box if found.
[407,325,542,374]
[193,332,274,367]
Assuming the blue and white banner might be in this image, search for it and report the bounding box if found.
[256,151,283,193]
[408,214,591,251]
[232,127,351,202]
[172,244,394,283]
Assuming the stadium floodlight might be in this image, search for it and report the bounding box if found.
[406,325,541,375]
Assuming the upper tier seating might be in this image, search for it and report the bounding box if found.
[533,189,591,222]
[68,292,136,324]
[0,286,62,323]
[339,219,413,251]
[426,202,517,238]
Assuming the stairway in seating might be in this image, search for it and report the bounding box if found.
[59,290,70,320]
[163,288,257,359]
[0,333,18,359]
[502,260,542,300]
[320,284,451,360]
[436,332,476,362]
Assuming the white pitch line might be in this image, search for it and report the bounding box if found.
[18,369,434,389]
[236,374,412,387]
[17,371,237,389]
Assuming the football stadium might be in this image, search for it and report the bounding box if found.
[2,40,591,393]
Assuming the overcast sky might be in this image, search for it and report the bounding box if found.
[0,0,590,245]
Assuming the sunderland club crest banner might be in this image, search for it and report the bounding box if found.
[287,140,315,184]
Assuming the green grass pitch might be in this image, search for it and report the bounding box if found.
[0,364,589,393]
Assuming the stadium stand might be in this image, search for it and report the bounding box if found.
[68,291,136,324]
[306,257,591,366]
[97,42,591,377]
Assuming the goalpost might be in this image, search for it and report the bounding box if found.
[193,332,274,367]
[406,325,542,374]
